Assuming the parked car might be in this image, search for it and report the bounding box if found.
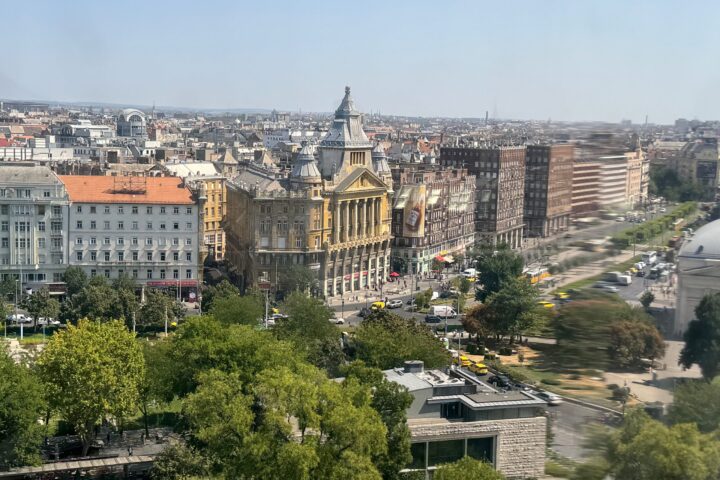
[535,390,563,406]
[425,315,442,324]
[488,374,512,389]
[537,301,555,309]
[6,314,30,324]
[601,285,619,293]
[453,355,472,368]
[386,299,403,309]
[371,301,385,310]
[469,362,489,375]
[330,316,345,325]
[37,317,60,326]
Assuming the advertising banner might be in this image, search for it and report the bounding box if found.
[400,185,426,237]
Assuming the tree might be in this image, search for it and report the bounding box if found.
[210,294,263,326]
[354,310,450,370]
[62,266,87,298]
[343,361,413,480]
[25,287,60,330]
[434,457,505,480]
[474,246,524,301]
[609,318,665,368]
[553,300,613,370]
[608,408,720,480]
[72,276,119,322]
[151,443,209,480]
[680,293,720,381]
[458,276,472,295]
[462,303,493,341]
[200,279,240,313]
[482,277,540,342]
[277,265,320,297]
[668,378,720,433]
[36,319,144,455]
[138,341,176,437]
[139,289,184,328]
[0,346,45,469]
[640,290,655,309]
[112,275,140,328]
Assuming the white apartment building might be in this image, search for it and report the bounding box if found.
[0,164,70,290]
[60,175,201,299]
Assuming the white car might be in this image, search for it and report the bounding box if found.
[37,317,60,326]
[536,390,563,406]
[386,299,403,309]
[6,314,30,324]
[331,317,345,325]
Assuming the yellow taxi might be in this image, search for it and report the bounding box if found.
[554,292,570,300]
[469,362,489,375]
[537,301,555,309]
[371,301,386,310]
[452,355,472,367]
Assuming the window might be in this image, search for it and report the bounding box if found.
[91,269,96,277]
[173,252,179,261]
[132,206,138,214]
[427,439,465,467]
[38,221,45,232]
[38,238,45,248]
[147,270,153,279]
[185,238,192,245]
[132,269,138,279]
[1,221,7,232]
[132,237,138,245]
[104,206,110,214]
[117,237,124,245]
[90,220,96,230]
[147,252,153,261]
[37,205,45,215]
[466,438,493,463]
[76,220,83,229]
[146,206,153,214]
[1,238,7,248]
[158,238,166,246]
[159,222,165,230]
[173,269,179,279]
[104,221,110,230]
[76,252,83,261]
[118,252,124,261]
[118,221,124,230]
[90,206,96,214]
[132,251,139,261]
[104,237,110,245]
[160,252,166,261]
[185,269,192,279]
[132,221,139,230]
[186,252,192,261]
[173,207,179,215]
[44,191,50,198]
[160,207,166,214]
[104,251,110,262]
[148,222,154,229]
[76,205,83,213]
[186,207,192,214]
[90,251,97,261]
[173,222,179,230]
[160,269,166,279]
[173,238,179,246]
[146,238,152,246]
[118,206,124,214]
[186,222,192,230]
[76,237,83,245]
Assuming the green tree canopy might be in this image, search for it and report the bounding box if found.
[473,246,524,301]
[25,287,60,325]
[62,266,87,298]
[680,293,720,381]
[70,276,119,322]
[36,319,144,455]
[433,456,505,480]
[553,299,613,370]
[276,265,319,297]
[139,289,184,328]
[482,276,540,342]
[210,293,263,326]
[608,409,720,480]
[668,378,720,433]
[353,310,449,370]
[639,290,655,309]
[0,346,45,468]
[200,279,240,313]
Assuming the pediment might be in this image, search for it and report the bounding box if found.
[334,167,388,193]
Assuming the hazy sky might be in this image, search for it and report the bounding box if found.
[4,0,719,123]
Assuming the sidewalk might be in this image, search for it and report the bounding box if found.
[325,276,443,307]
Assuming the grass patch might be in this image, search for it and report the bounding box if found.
[122,398,183,431]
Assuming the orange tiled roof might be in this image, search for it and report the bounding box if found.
[59,175,194,205]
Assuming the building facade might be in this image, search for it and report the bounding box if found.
[225,87,392,297]
[0,164,70,289]
[385,361,546,479]
[116,109,147,139]
[60,175,200,298]
[390,164,475,274]
[524,144,573,238]
[440,146,526,249]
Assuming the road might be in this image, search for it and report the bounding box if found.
[549,401,606,460]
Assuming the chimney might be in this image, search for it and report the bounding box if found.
[404,360,424,374]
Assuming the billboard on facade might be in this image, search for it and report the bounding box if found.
[395,185,426,237]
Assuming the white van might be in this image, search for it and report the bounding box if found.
[462,268,477,278]
[429,305,457,318]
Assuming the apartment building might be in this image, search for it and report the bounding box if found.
[524,144,573,238]
[0,164,70,289]
[60,175,201,299]
[390,164,475,274]
[440,146,526,249]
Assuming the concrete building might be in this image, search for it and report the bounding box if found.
[440,146,526,249]
[390,163,475,274]
[385,361,546,479]
[116,109,147,139]
[524,144,573,238]
[571,156,633,215]
[60,176,201,299]
[225,87,393,296]
[0,164,70,290]
[675,220,720,336]
[667,140,720,190]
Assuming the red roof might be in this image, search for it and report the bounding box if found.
[59,176,194,205]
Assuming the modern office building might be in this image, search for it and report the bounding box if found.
[0,164,70,290]
[440,146,526,249]
[390,164,475,274]
[386,361,547,479]
[60,175,201,299]
[225,87,393,296]
[524,144,573,238]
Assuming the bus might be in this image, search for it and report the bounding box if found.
[641,251,657,266]
[525,267,550,285]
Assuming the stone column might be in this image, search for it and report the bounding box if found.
[344,201,350,242]
[334,202,340,243]
[361,200,367,238]
[368,198,375,237]
[354,200,360,240]
[375,199,381,235]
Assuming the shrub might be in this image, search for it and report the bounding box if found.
[541,378,562,386]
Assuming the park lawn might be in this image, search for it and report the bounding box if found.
[122,398,183,431]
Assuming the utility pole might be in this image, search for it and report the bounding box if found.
[164,303,168,335]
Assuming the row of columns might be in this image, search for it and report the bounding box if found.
[497,227,523,250]
[334,197,382,243]
[324,245,390,296]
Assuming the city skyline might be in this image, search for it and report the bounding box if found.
[3,0,720,123]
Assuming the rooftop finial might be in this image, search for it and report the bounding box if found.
[345,86,351,95]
